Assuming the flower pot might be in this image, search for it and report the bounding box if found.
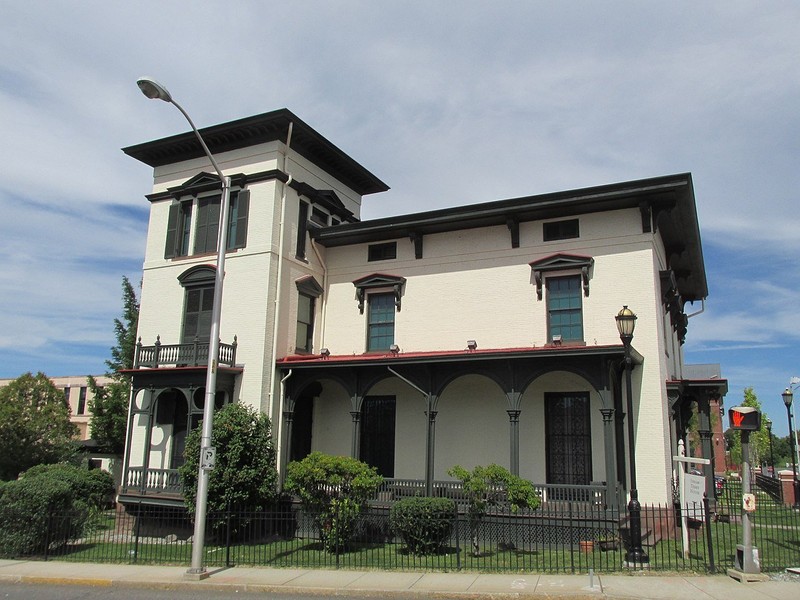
[579,540,594,553]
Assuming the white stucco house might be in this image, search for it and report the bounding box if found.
[118,109,726,510]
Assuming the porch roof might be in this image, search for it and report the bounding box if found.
[277,343,640,369]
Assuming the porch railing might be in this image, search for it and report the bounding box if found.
[121,471,609,508]
[372,479,610,510]
[124,467,182,496]
[133,335,237,369]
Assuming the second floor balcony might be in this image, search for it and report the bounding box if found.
[133,335,238,369]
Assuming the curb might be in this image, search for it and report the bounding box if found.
[0,573,611,599]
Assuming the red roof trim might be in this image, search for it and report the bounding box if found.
[277,344,624,366]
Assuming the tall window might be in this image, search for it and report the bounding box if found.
[367,293,395,351]
[360,396,396,477]
[546,392,591,495]
[194,196,221,254]
[77,386,87,415]
[295,293,315,353]
[182,285,214,343]
[547,275,583,341]
[165,201,193,258]
[165,190,249,258]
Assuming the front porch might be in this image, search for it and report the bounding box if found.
[278,345,644,507]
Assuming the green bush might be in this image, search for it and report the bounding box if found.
[0,474,77,556]
[23,463,114,510]
[448,464,540,556]
[285,452,383,553]
[390,496,455,555]
[179,402,279,539]
[0,464,115,557]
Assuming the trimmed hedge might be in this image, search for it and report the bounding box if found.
[390,496,456,555]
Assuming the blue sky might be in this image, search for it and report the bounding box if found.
[1,2,799,434]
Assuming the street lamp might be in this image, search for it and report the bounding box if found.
[138,77,231,578]
[615,306,648,565]
[765,418,775,478]
[782,388,800,507]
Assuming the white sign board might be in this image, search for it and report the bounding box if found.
[682,473,706,521]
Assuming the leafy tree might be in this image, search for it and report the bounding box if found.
[285,452,383,553]
[179,403,279,535]
[447,464,540,556]
[0,373,79,480]
[87,276,139,454]
[726,387,769,467]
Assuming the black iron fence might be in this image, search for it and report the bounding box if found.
[1,483,798,573]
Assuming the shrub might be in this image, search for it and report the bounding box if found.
[285,452,383,553]
[0,463,116,557]
[390,496,455,555]
[22,463,114,510]
[0,473,78,556]
[179,402,279,539]
[448,464,540,556]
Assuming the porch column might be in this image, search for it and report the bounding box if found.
[122,387,140,494]
[350,411,362,459]
[140,387,155,494]
[600,408,619,509]
[696,393,715,500]
[507,410,521,476]
[349,391,364,459]
[425,394,438,497]
[281,407,294,487]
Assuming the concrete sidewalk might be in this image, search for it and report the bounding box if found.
[0,559,797,599]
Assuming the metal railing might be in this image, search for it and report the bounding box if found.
[133,335,237,369]
[2,484,799,573]
[755,472,783,503]
[373,479,609,510]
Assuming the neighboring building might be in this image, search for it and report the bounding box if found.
[0,374,112,442]
[678,363,728,475]
[119,108,727,509]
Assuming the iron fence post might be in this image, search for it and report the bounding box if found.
[703,494,715,573]
[226,500,232,567]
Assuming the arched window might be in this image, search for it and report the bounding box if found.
[178,266,216,344]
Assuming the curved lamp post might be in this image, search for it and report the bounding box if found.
[616,306,648,564]
[137,77,231,577]
[782,388,800,507]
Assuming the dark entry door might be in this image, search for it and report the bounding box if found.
[546,392,592,496]
[360,396,396,477]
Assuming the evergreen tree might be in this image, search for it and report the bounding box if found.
[87,276,139,454]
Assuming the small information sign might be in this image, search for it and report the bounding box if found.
[201,446,217,470]
[743,493,756,512]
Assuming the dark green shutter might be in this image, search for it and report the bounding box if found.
[296,201,309,259]
[164,203,180,258]
[231,190,249,249]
